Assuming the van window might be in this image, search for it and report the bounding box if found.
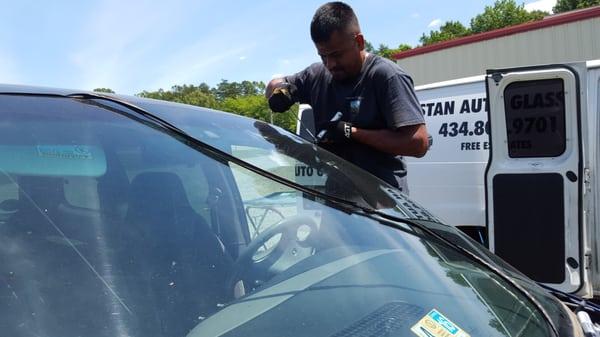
[503,79,566,158]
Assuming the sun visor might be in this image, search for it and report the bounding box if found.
[0,145,107,177]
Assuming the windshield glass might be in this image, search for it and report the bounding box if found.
[0,95,558,337]
[130,99,439,221]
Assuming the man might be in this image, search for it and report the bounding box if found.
[265,2,428,193]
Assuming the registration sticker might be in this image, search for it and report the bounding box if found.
[411,309,470,337]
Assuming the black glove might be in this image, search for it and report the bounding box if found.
[268,82,298,113]
[319,120,353,143]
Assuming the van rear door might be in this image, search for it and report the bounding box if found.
[485,64,591,296]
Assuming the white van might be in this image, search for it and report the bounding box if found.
[409,60,600,298]
[297,60,600,298]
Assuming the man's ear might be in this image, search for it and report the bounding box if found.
[355,33,365,51]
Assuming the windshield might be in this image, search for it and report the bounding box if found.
[0,95,560,337]
[130,98,440,222]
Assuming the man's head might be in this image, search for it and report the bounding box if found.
[310,2,366,82]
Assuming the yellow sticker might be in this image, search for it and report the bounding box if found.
[411,309,471,337]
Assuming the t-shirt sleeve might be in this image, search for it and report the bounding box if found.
[378,73,425,130]
[284,67,313,104]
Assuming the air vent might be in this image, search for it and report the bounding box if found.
[385,187,440,222]
[330,302,423,337]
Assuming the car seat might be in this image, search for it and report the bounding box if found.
[120,171,233,336]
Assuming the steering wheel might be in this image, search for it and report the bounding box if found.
[229,214,318,297]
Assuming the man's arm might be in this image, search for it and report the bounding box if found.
[358,70,428,157]
[351,123,429,157]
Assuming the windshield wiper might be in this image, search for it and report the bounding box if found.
[538,283,600,314]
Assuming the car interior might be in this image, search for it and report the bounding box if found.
[0,102,258,336]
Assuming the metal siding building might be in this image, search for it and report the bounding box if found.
[394,6,600,86]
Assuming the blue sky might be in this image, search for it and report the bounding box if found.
[0,0,555,95]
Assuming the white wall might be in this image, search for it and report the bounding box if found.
[398,17,600,86]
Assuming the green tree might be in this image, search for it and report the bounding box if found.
[272,103,299,132]
[219,95,296,131]
[137,81,296,132]
[219,95,268,120]
[553,0,600,13]
[138,84,217,108]
[211,80,265,102]
[365,40,412,59]
[420,21,471,46]
[372,43,412,60]
[93,88,115,94]
[470,0,547,34]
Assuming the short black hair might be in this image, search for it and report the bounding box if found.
[310,2,360,43]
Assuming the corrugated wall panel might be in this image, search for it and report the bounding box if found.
[398,17,600,85]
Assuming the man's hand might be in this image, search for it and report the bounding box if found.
[267,82,298,113]
[319,120,353,143]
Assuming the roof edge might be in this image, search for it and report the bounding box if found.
[394,5,600,60]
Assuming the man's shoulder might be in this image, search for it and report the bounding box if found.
[368,54,411,81]
[303,62,328,77]
[284,62,328,88]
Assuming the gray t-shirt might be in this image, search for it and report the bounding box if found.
[285,53,424,192]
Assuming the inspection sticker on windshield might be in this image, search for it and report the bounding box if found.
[411,309,470,337]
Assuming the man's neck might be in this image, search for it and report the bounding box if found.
[343,51,369,84]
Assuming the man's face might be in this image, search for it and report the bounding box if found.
[315,30,364,82]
